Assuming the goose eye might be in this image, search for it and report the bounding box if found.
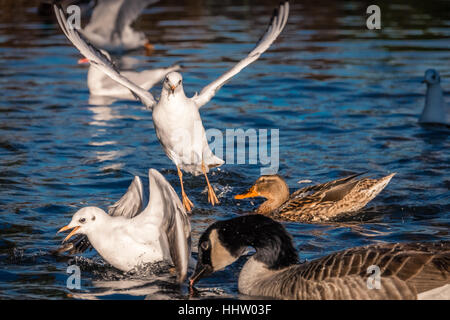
[200,241,210,251]
[79,218,86,224]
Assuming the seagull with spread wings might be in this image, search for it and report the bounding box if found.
[53,2,290,211]
[57,169,191,283]
[80,0,159,52]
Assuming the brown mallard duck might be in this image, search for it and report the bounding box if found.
[235,172,396,222]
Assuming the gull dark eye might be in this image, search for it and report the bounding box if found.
[79,218,86,224]
[178,80,181,85]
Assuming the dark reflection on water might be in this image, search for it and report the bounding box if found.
[0,0,449,299]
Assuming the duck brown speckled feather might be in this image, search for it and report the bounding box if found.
[276,173,396,222]
[245,241,449,300]
[236,172,396,222]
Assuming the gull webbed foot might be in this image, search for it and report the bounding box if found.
[182,191,194,212]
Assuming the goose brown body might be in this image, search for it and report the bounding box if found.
[190,215,450,300]
[241,241,450,300]
[235,172,396,222]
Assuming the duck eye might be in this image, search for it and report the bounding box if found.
[200,241,210,251]
[79,218,86,224]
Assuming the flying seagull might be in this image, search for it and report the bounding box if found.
[53,2,290,211]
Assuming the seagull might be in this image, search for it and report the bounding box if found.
[420,69,449,125]
[79,0,159,52]
[53,2,290,211]
[57,169,191,283]
[78,49,180,101]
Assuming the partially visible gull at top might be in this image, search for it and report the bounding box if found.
[78,49,180,104]
[57,169,191,283]
[419,69,449,126]
[53,2,290,212]
[78,0,159,53]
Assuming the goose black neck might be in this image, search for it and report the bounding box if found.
[212,214,299,270]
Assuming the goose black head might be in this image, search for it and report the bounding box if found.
[190,215,298,286]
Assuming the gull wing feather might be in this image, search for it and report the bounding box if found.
[108,176,145,218]
[193,1,289,108]
[53,4,157,109]
[114,0,160,37]
[137,169,191,283]
[83,0,125,39]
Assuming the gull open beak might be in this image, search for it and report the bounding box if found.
[57,225,80,243]
[234,186,259,199]
[78,58,89,64]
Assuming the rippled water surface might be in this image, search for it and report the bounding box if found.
[0,0,449,299]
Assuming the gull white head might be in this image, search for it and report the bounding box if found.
[423,69,440,86]
[420,68,447,124]
[58,207,107,242]
[163,72,184,96]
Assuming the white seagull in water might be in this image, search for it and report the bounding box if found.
[79,0,159,52]
[78,49,180,102]
[57,169,191,283]
[54,2,290,211]
[419,69,449,125]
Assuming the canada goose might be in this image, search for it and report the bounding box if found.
[420,69,449,125]
[57,169,191,282]
[190,215,450,299]
[235,172,395,222]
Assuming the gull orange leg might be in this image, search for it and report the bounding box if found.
[202,161,219,206]
[177,166,193,212]
[145,41,154,56]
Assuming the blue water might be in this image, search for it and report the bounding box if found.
[0,1,449,299]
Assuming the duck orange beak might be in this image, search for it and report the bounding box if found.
[78,58,89,64]
[57,225,80,243]
[235,186,259,199]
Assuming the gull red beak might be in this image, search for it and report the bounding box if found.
[78,58,89,64]
[57,225,80,243]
